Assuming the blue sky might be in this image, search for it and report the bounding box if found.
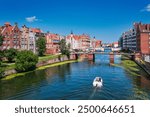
[0,0,150,42]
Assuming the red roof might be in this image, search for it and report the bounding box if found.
[46,33,60,40]
[5,22,11,26]
[66,34,81,40]
[31,28,42,33]
[79,34,90,39]
[114,42,118,44]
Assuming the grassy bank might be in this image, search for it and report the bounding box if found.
[121,55,140,76]
[110,54,141,76]
[37,60,80,70]
[2,54,61,71]
[38,54,61,62]
[2,59,80,80]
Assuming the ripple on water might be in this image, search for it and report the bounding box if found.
[1,54,150,100]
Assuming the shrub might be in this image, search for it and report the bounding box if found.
[0,50,4,60]
[5,48,17,62]
[0,67,5,79]
[15,50,38,72]
[0,61,4,79]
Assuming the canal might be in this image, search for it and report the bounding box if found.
[0,54,150,100]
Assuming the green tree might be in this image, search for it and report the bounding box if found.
[0,35,4,46]
[0,35,4,78]
[36,37,46,56]
[59,39,70,57]
[0,68,5,79]
[5,48,17,62]
[0,60,4,79]
[0,50,4,60]
[15,50,38,72]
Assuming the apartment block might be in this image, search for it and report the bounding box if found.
[121,28,136,51]
[28,28,43,53]
[21,25,29,50]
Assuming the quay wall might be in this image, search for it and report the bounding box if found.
[4,54,77,77]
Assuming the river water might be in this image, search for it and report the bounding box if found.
[0,54,150,100]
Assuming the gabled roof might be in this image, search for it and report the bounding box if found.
[114,42,118,44]
[1,23,13,34]
[46,33,60,40]
[31,28,42,33]
[66,34,81,40]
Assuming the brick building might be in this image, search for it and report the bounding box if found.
[46,33,60,54]
[0,22,21,50]
[95,40,102,48]
[80,34,91,51]
[134,23,150,62]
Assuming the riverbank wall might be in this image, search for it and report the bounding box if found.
[123,53,150,76]
[134,60,150,76]
[4,54,77,77]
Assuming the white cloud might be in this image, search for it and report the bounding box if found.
[26,16,38,22]
[146,4,150,12]
[141,4,150,12]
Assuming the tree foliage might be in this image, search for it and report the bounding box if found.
[0,35,4,78]
[0,68,4,79]
[0,50,4,60]
[15,50,38,72]
[0,60,4,79]
[5,48,17,62]
[0,35,4,46]
[59,39,70,57]
[36,37,46,56]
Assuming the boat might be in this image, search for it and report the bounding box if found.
[93,77,103,87]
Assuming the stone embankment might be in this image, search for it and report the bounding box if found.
[4,54,77,77]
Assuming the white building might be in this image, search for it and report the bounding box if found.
[66,33,81,51]
[28,29,36,53]
[122,28,137,51]
[20,25,29,50]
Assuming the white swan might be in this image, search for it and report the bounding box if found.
[93,77,103,87]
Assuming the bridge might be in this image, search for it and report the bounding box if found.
[71,52,121,62]
[72,52,121,55]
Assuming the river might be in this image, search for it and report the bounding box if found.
[0,54,150,100]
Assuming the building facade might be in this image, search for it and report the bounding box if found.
[120,22,150,62]
[135,23,150,62]
[46,33,60,54]
[66,33,81,51]
[0,22,21,50]
[121,28,136,51]
[20,25,29,50]
[28,28,43,53]
[80,34,91,51]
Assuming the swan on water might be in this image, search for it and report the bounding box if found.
[93,77,103,87]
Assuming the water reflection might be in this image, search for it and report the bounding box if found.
[0,54,150,100]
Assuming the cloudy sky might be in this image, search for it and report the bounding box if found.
[0,0,150,42]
